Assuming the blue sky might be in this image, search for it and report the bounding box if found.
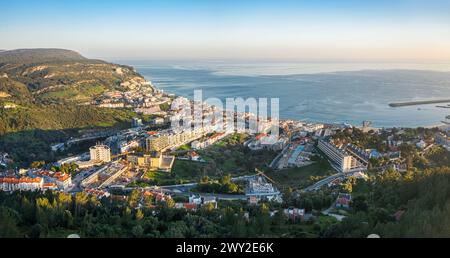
[1,0,450,60]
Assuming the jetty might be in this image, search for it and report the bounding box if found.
[389,99,450,107]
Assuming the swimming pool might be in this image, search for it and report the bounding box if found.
[288,145,305,164]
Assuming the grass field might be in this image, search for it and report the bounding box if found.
[143,170,175,185]
[39,84,106,102]
[40,88,79,100]
[197,134,278,176]
[170,160,205,181]
[142,164,200,185]
[170,133,278,183]
[266,160,335,191]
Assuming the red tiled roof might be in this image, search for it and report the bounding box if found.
[183,203,197,210]
[56,174,70,182]
[43,183,57,188]
[337,198,350,205]
[0,176,42,184]
[143,191,153,197]
[255,133,268,141]
[210,132,225,139]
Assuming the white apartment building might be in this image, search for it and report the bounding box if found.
[146,129,207,152]
[0,177,44,192]
[303,123,324,133]
[317,139,358,173]
[90,144,111,163]
[120,140,140,153]
[55,174,72,190]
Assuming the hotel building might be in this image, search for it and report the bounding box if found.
[317,139,359,173]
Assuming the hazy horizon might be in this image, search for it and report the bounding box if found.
[113,59,450,77]
[2,0,450,61]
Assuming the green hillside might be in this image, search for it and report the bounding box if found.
[0,49,148,165]
[0,48,87,64]
[0,49,141,96]
[0,48,145,131]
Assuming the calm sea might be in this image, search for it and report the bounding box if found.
[120,60,450,128]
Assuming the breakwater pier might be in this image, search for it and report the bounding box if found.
[389,99,450,107]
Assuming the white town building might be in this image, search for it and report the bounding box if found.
[90,144,111,163]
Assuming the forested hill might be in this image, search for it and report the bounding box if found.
[0,49,87,64]
[0,49,148,165]
[0,48,143,95]
[0,48,145,131]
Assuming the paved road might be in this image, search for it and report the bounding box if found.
[126,185,247,200]
[269,145,290,169]
[303,168,367,192]
[120,174,256,200]
[303,173,344,192]
[322,204,346,221]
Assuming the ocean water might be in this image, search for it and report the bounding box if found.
[122,61,450,128]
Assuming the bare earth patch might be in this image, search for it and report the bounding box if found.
[0,91,11,98]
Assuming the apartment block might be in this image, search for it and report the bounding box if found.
[146,129,206,152]
[90,144,111,163]
[317,139,358,172]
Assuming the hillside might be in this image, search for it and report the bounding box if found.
[0,48,151,104]
[0,77,31,100]
[0,48,147,112]
[0,49,144,99]
[0,49,87,64]
[0,49,150,165]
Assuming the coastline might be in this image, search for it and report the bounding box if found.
[133,63,450,130]
[144,75,447,130]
